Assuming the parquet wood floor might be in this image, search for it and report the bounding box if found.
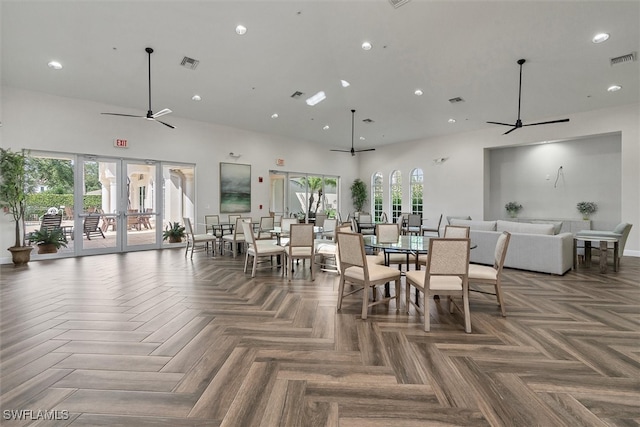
[1,249,638,426]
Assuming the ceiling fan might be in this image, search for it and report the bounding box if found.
[330,109,375,156]
[487,59,569,135]
[102,47,175,129]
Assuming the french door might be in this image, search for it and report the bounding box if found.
[76,156,161,255]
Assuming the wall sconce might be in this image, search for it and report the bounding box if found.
[229,152,242,159]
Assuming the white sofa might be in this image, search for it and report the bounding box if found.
[448,219,574,275]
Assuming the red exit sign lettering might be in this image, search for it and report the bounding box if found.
[114,139,128,148]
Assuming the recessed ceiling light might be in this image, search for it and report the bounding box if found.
[271,113,279,119]
[235,25,247,35]
[305,91,326,106]
[414,89,423,96]
[607,85,622,92]
[592,33,609,43]
[448,118,456,123]
[47,61,62,70]
[322,125,330,130]
[191,95,202,101]
[361,41,372,51]
[340,80,350,88]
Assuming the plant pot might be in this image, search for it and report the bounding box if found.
[37,243,58,254]
[508,212,518,218]
[8,246,33,265]
[169,236,182,243]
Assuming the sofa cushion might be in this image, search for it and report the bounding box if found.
[446,215,471,224]
[530,220,563,235]
[496,220,554,235]
[449,219,497,231]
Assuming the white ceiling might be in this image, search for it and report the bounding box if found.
[2,1,639,149]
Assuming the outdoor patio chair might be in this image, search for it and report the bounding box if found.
[26,213,62,245]
[83,214,105,240]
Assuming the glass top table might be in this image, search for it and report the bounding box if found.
[363,235,432,252]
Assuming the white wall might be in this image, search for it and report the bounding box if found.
[0,87,360,261]
[359,103,640,256]
[487,133,622,231]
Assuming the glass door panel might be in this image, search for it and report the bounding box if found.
[77,157,121,254]
[124,160,158,250]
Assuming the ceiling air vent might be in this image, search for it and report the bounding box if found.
[362,118,374,123]
[610,52,636,66]
[180,56,200,70]
[389,0,411,8]
[449,97,465,104]
[290,91,304,99]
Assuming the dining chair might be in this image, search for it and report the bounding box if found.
[204,214,220,236]
[314,213,327,228]
[405,238,472,332]
[403,214,422,235]
[183,217,217,258]
[313,219,341,273]
[284,223,315,281]
[228,214,241,226]
[336,231,402,320]
[379,212,389,223]
[241,220,285,278]
[468,231,511,317]
[257,216,275,240]
[374,223,415,270]
[273,214,283,227]
[444,225,470,238]
[421,214,443,237]
[220,217,249,257]
[321,218,337,240]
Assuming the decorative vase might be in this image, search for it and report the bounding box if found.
[8,246,33,265]
[37,244,58,254]
[508,211,518,218]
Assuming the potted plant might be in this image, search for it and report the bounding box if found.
[504,201,523,218]
[0,148,34,264]
[350,179,368,213]
[30,227,68,254]
[577,201,597,220]
[163,221,185,243]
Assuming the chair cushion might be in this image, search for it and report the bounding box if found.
[344,264,400,282]
[468,264,497,280]
[530,220,563,234]
[405,270,425,288]
[367,254,384,265]
[289,247,313,257]
[385,252,417,264]
[428,276,463,291]
[193,233,216,241]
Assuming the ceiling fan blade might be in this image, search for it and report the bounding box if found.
[355,148,376,152]
[522,118,570,127]
[486,121,515,127]
[155,119,175,129]
[503,127,518,135]
[152,108,172,118]
[330,149,351,152]
[101,113,144,118]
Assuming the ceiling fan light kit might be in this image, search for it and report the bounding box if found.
[487,58,569,135]
[101,47,175,129]
[330,109,376,156]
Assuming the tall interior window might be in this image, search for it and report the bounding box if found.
[390,170,402,223]
[372,172,383,222]
[411,168,423,216]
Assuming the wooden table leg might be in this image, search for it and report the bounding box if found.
[584,241,592,267]
[599,240,608,273]
[613,241,619,272]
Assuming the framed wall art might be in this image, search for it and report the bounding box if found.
[220,162,251,213]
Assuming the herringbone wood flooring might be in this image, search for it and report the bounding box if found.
[1,249,638,426]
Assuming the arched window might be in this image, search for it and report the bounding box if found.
[372,172,383,222]
[390,170,402,223]
[410,168,423,216]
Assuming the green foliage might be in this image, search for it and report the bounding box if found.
[162,222,186,241]
[30,227,68,249]
[0,148,33,247]
[576,201,597,217]
[350,179,368,212]
[29,157,74,193]
[504,201,523,213]
[25,194,101,219]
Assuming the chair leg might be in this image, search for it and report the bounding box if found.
[361,286,369,320]
[405,282,411,313]
[184,241,189,257]
[394,279,400,312]
[463,291,471,333]
[337,276,346,310]
[424,290,431,332]
[190,240,195,259]
[243,252,249,273]
[252,255,258,278]
[495,278,506,317]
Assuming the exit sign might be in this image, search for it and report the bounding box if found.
[114,139,128,148]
